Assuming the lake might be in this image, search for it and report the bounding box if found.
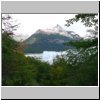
[25,51,67,64]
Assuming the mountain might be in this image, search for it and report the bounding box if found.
[34,24,80,39]
[24,24,81,53]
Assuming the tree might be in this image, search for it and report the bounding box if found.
[2,14,20,35]
[65,14,98,38]
[2,15,37,86]
[65,14,98,63]
[63,14,98,85]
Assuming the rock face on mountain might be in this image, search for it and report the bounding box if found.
[24,24,81,53]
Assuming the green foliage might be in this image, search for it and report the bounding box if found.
[65,14,98,28]
[66,38,98,49]
[49,49,98,86]
[63,14,98,86]
[2,33,38,86]
[26,57,51,86]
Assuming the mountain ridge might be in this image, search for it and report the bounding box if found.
[24,24,81,53]
[33,24,80,39]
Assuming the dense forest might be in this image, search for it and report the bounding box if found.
[2,14,98,86]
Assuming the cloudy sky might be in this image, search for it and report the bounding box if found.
[3,14,91,38]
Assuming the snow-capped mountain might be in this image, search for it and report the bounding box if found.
[36,24,65,34]
[50,24,65,33]
[24,24,81,53]
[35,24,80,39]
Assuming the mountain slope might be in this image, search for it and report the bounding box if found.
[24,25,81,53]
